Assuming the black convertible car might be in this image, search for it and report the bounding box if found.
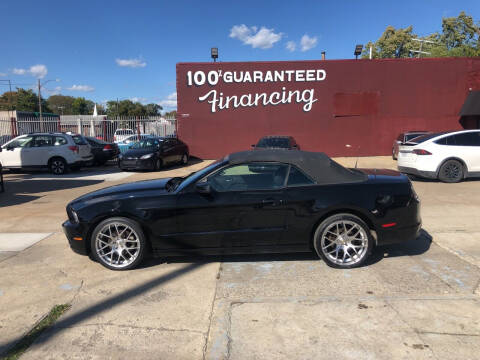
[63,150,421,270]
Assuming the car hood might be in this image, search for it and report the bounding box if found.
[122,148,157,158]
[71,178,172,205]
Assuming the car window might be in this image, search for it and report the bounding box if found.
[7,136,34,149]
[451,132,480,146]
[405,133,424,142]
[130,138,159,149]
[435,135,455,145]
[256,138,290,148]
[32,135,53,147]
[54,136,68,146]
[72,135,87,145]
[287,166,315,186]
[208,162,289,192]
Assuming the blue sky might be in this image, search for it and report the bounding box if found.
[1,0,478,112]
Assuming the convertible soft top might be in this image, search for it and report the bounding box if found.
[225,150,367,184]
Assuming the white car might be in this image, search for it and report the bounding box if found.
[113,129,135,143]
[397,129,480,183]
[0,133,93,175]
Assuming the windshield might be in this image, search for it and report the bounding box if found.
[407,132,449,144]
[174,160,225,192]
[256,137,290,148]
[130,138,161,149]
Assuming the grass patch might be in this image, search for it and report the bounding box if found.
[1,304,71,360]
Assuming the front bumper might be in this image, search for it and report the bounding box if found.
[62,220,89,255]
[397,166,436,179]
[119,158,155,170]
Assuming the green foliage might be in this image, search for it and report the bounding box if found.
[71,97,94,115]
[362,11,480,59]
[0,88,50,112]
[47,95,75,115]
[106,100,162,117]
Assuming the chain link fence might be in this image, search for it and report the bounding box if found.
[0,116,176,145]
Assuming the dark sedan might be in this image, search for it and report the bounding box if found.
[252,135,299,150]
[63,150,421,270]
[118,137,189,171]
[85,137,120,165]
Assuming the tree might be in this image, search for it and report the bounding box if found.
[362,12,480,59]
[164,110,177,118]
[47,95,75,115]
[71,97,94,115]
[0,88,50,112]
[362,26,416,59]
[144,103,162,116]
[105,100,162,117]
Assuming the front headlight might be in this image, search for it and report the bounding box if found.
[141,153,154,159]
[68,207,79,223]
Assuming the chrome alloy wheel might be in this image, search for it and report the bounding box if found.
[320,220,368,266]
[95,222,141,269]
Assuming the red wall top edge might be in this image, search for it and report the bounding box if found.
[176,58,480,159]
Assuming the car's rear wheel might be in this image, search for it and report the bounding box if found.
[91,217,146,270]
[49,157,67,175]
[438,160,463,183]
[314,214,372,269]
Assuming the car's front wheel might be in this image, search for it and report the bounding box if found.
[313,214,373,269]
[438,159,464,183]
[90,217,147,270]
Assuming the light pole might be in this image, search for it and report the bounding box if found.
[37,78,59,130]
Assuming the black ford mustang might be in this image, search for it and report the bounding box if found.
[63,150,421,270]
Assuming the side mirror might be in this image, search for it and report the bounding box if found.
[195,182,211,194]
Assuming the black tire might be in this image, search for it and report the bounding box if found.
[49,157,68,175]
[392,148,397,160]
[154,158,162,171]
[313,213,373,269]
[438,159,464,183]
[180,153,189,165]
[90,217,147,270]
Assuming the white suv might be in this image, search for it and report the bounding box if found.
[114,129,135,143]
[397,129,480,183]
[0,133,93,175]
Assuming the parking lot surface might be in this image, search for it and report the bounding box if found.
[0,157,479,360]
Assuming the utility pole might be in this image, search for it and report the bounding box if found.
[38,79,44,131]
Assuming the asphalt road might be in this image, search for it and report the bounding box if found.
[0,157,479,360]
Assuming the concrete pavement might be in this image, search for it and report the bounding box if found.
[0,157,479,359]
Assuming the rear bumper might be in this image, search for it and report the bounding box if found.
[62,220,89,255]
[397,166,436,179]
[377,222,422,245]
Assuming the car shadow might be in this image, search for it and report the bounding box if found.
[365,228,432,266]
[139,229,433,269]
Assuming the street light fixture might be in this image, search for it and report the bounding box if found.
[211,47,218,62]
[354,44,363,59]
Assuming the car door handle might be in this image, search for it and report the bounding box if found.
[262,199,285,207]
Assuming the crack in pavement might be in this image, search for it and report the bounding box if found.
[203,262,222,360]
[54,322,206,334]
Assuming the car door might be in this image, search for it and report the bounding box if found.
[25,135,54,166]
[161,139,176,164]
[174,162,290,252]
[0,136,34,167]
[450,132,480,172]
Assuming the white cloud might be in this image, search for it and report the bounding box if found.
[159,92,177,109]
[0,72,6,77]
[286,41,296,52]
[300,34,318,52]
[230,24,282,49]
[68,84,95,92]
[13,68,27,75]
[29,64,48,78]
[12,64,48,78]
[130,97,148,104]
[45,86,62,96]
[115,58,146,68]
